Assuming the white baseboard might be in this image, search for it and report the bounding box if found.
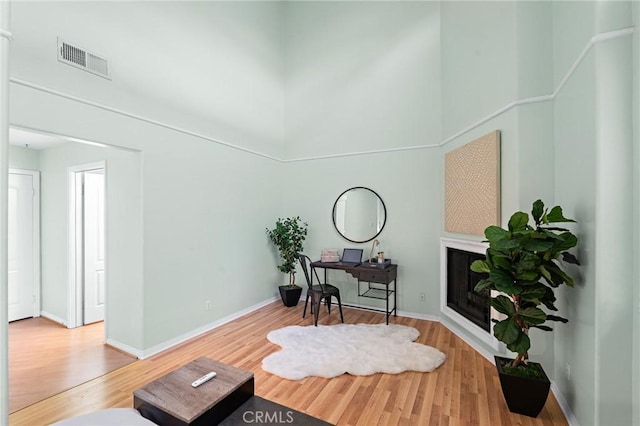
[396,309,441,323]
[40,311,67,327]
[105,339,143,359]
[139,296,279,359]
[551,381,580,426]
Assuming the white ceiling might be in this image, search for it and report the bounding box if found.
[9,127,68,150]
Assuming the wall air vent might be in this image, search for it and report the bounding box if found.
[57,38,111,80]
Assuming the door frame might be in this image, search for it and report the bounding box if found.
[8,168,41,319]
[67,161,106,328]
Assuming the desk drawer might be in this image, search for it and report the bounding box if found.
[358,269,392,284]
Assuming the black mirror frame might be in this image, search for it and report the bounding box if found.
[332,186,387,243]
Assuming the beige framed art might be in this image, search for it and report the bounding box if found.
[444,130,501,236]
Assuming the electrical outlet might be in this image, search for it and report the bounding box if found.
[205,300,212,311]
[419,292,426,301]
[565,362,571,380]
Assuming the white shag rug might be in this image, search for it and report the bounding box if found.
[261,323,447,380]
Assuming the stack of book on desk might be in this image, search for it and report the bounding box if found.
[320,249,339,263]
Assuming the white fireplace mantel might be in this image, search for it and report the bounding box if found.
[440,237,501,351]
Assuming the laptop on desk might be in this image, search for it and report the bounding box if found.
[339,248,363,266]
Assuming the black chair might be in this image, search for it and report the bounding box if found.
[297,254,344,326]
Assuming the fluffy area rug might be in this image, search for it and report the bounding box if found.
[261,323,447,380]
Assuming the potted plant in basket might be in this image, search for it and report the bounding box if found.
[266,216,308,307]
[470,199,579,417]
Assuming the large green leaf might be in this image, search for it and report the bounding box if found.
[547,314,569,323]
[539,286,558,311]
[491,238,520,251]
[492,255,512,270]
[515,270,540,282]
[532,199,544,224]
[552,232,578,252]
[542,263,568,287]
[545,262,575,287]
[484,226,510,242]
[470,259,490,273]
[546,206,576,223]
[493,317,521,344]
[508,212,529,232]
[539,265,552,282]
[491,295,516,316]
[491,270,522,294]
[531,325,553,332]
[562,252,580,265]
[506,332,531,355]
[474,278,494,292]
[524,239,555,252]
[514,252,539,273]
[519,285,547,302]
[518,307,547,325]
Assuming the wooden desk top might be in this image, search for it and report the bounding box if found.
[133,357,253,423]
[311,261,397,271]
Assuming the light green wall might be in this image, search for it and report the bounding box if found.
[9,1,286,351]
[514,1,556,371]
[38,142,144,349]
[282,1,442,315]
[553,2,635,425]
[441,1,517,138]
[283,1,441,158]
[633,3,640,425]
[8,145,40,170]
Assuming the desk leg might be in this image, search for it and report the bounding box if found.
[394,279,397,317]
[384,283,389,325]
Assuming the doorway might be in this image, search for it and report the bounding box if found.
[8,169,40,322]
[68,162,106,328]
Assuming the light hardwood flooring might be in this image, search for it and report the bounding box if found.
[9,302,568,425]
[8,317,136,413]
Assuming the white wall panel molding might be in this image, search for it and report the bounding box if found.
[9,78,281,162]
[9,27,633,163]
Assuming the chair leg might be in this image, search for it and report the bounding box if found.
[326,296,332,313]
[303,294,310,319]
[313,294,321,327]
[336,293,344,323]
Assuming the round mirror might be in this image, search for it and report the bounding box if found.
[332,187,387,243]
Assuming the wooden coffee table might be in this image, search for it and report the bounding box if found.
[133,357,254,425]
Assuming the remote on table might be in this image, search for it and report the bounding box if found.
[191,372,217,387]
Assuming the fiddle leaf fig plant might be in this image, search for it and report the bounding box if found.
[266,216,308,287]
[470,200,579,368]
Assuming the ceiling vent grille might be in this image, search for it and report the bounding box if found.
[57,38,111,80]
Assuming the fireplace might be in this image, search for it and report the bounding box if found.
[446,248,490,331]
[440,238,500,350]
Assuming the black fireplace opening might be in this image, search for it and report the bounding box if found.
[446,247,490,331]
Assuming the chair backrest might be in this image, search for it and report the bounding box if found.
[297,253,321,290]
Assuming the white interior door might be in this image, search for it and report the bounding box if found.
[82,170,105,324]
[8,173,34,322]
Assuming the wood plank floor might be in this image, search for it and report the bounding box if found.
[9,302,568,425]
[8,317,136,413]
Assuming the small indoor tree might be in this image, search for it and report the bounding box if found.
[470,200,579,369]
[266,216,308,287]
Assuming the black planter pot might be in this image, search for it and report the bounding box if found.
[279,285,302,307]
[495,356,551,418]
